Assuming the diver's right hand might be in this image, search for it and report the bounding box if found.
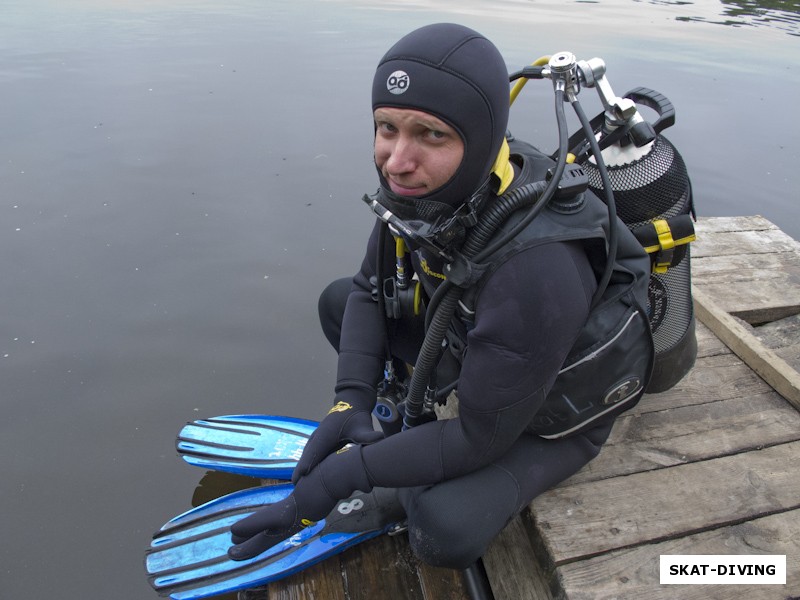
[292,399,383,484]
[231,445,372,560]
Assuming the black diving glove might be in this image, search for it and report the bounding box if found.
[229,445,373,561]
[292,395,383,484]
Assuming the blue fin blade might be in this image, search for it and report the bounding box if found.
[176,415,318,479]
[145,484,393,600]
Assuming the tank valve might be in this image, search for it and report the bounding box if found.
[546,52,579,100]
[577,57,643,131]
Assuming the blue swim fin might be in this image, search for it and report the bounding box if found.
[145,484,403,600]
[176,415,318,479]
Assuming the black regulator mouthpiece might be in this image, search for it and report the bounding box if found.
[363,178,491,263]
[363,193,460,261]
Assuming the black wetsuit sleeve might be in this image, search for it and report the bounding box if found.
[361,241,597,487]
[334,220,393,410]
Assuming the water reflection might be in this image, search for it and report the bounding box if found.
[345,0,800,36]
[191,471,265,507]
[663,0,800,36]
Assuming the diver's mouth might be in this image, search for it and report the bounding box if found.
[386,178,426,197]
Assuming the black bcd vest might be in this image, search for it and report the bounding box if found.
[451,138,655,439]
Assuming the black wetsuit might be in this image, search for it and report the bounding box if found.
[227,23,651,569]
[318,153,620,568]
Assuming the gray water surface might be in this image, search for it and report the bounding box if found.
[1,0,799,598]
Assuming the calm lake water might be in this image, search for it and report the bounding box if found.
[1,0,799,597]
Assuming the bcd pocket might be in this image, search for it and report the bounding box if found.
[531,294,654,439]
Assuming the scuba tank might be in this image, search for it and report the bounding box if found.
[564,59,696,393]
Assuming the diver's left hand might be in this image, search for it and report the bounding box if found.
[292,397,383,484]
[228,445,372,561]
[227,479,330,560]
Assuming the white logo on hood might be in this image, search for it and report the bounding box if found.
[387,71,409,95]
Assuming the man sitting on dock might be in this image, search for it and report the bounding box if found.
[226,22,654,571]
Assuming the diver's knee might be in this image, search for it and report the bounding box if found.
[406,515,486,569]
[317,278,350,351]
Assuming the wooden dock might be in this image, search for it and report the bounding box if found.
[243,216,800,600]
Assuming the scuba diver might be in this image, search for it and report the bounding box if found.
[226,23,655,569]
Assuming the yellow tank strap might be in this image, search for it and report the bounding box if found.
[654,219,675,247]
[672,233,697,246]
[653,219,675,273]
[649,219,695,273]
[634,216,696,274]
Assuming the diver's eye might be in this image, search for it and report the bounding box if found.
[376,121,398,135]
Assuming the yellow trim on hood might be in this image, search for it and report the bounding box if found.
[491,138,514,194]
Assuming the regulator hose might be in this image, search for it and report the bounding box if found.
[422,180,549,331]
[571,98,618,308]
[402,282,461,429]
[376,222,395,363]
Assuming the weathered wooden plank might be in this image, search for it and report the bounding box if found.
[416,560,472,600]
[695,280,800,324]
[342,534,442,600]
[694,286,800,410]
[249,558,348,600]
[692,216,800,317]
[693,215,777,235]
[691,217,800,322]
[555,508,800,600]
[692,223,800,258]
[564,388,800,485]
[752,314,800,372]
[483,514,555,600]
[692,229,800,259]
[695,320,730,358]
[245,533,471,600]
[755,313,800,348]
[755,313,800,346]
[629,352,771,415]
[691,250,800,284]
[773,344,800,374]
[692,257,800,322]
[531,440,800,564]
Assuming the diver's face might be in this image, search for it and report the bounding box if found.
[374,107,464,197]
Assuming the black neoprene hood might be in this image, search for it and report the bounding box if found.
[372,23,510,208]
